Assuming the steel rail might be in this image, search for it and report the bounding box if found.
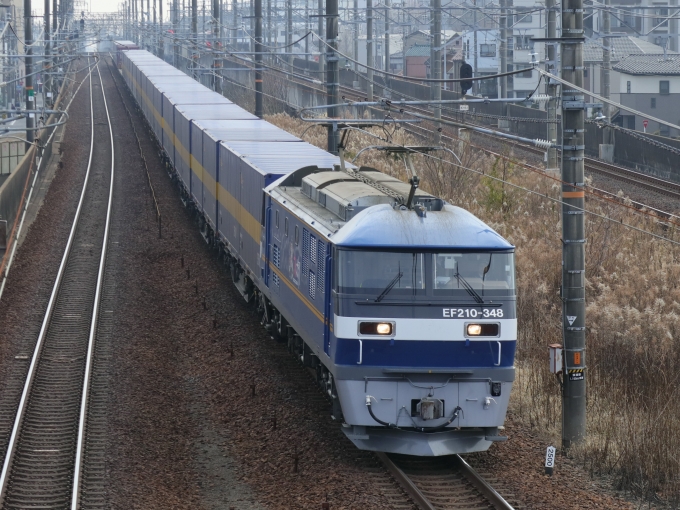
[376,452,436,510]
[70,59,115,510]
[380,95,680,201]
[0,57,113,507]
[453,455,515,510]
[378,452,515,510]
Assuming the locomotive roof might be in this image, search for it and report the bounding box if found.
[268,167,513,250]
[332,204,513,249]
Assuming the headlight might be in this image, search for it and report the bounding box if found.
[359,321,394,336]
[466,323,500,337]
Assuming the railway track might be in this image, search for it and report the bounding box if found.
[379,452,518,510]
[0,58,115,509]
[340,87,680,202]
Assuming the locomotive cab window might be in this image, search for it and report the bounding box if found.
[336,249,515,299]
[275,210,279,228]
[285,218,288,236]
[433,252,515,297]
[336,250,425,296]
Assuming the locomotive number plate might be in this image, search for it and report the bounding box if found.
[443,308,504,318]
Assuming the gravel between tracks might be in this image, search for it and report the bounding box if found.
[0,56,658,510]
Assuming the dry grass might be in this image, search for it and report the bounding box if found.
[267,112,680,505]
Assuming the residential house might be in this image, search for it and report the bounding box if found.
[614,53,680,136]
[583,36,674,102]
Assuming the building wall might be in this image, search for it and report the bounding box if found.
[618,72,680,94]
[405,56,428,79]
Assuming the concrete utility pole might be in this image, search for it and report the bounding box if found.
[366,0,373,102]
[286,0,292,65]
[432,0,441,140]
[53,0,57,36]
[600,0,613,156]
[173,0,179,66]
[326,0,339,153]
[305,0,309,60]
[318,0,324,78]
[233,0,237,49]
[192,0,198,77]
[353,0,358,71]
[499,0,506,98]
[546,0,557,169]
[255,0,263,117]
[44,0,50,105]
[213,0,221,92]
[560,0,587,451]
[384,0,390,74]
[147,0,151,49]
[473,0,477,94]
[159,0,164,57]
[24,0,34,148]
[266,0,270,46]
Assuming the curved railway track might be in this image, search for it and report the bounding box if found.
[0,58,115,509]
[379,452,518,510]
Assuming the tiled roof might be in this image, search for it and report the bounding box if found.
[584,36,674,62]
[613,54,680,75]
[406,44,431,57]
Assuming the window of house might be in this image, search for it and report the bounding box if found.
[660,80,670,94]
[651,97,657,108]
[514,7,533,24]
[480,43,495,57]
[660,124,670,137]
[514,35,531,49]
[583,68,589,78]
[654,7,669,28]
[627,81,631,93]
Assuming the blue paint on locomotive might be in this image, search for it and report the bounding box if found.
[334,338,517,367]
[331,204,513,250]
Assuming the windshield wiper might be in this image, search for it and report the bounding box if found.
[454,271,485,304]
[375,272,404,302]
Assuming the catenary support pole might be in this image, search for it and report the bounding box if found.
[44,0,50,105]
[286,0,292,65]
[173,0,179,66]
[317,0,324,78]
[25,0,34,149]
[546,0,557,169]
[255,0,263,117]
[560,0,587,452]
[499,0,506,98]
[432,0,441,141]
[192,0,198,78]
[366,0,373,103]
[326,0,339,153]
[473,0,477,94]
[159,0,164,57]
[353,0,358,71]
[601,0,611,143]
[384,0,389,74]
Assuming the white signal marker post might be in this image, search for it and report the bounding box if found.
[545,446,556,475]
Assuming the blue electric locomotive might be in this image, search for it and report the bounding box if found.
[119,48,517,456]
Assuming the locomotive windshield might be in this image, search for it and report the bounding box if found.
[336,250,515,299]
